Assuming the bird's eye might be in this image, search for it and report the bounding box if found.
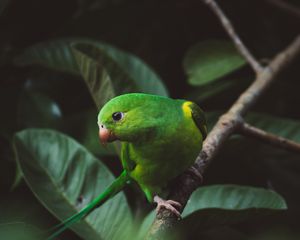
[112,112,124,121]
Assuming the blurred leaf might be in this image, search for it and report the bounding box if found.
[243,113,300,210]
[14,40,80,75]
[186,78,238,102]
[0,137,19,191]
[138,211,155,240]
[72,41,168,108]
[10,160,23,190]
[0,85,22,138]
[71,42,134,108]
[63,109,118,156]
[176,185,286,233]
[183,185,286,217]
[0,222,40,240]
[14,129,133,240]
[246,113,300,142]
[183,40,246,86]
[14,38,168,109]
[17,91,62,129]
[139,184,286,239]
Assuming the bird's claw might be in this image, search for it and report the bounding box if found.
[154,196,182,218]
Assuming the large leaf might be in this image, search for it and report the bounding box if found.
[14,39,80,75]
[0,223,40,240]
[71,41,168,108]
[244,113,300,209]
[139,184,286,239]
[13,129,133,240]
[14,38,168,108]
[183,40,246,86]
[175,185,286,236]
[183,185,286,217]
[186,78,238,102]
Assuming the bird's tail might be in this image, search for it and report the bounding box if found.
[46,170,130,240]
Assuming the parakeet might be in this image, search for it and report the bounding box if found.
[47,93,206,239]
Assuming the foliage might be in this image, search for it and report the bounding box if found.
[1,1,300,240]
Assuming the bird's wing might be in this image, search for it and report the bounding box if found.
[189,102,207,140]
[121,142,136,172]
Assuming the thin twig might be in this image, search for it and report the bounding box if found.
[203,0,264,74]
[239,122,300,153]
[147,35,300,240]
[265,0,300,19]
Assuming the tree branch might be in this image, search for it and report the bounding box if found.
[265,0,300,19]
[203,0,264,74]
[147,32,300,240]
[239,122,300,153]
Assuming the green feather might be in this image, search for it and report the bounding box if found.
[98,93,206,201]
[48,93,206,238]
[47,170,130,240]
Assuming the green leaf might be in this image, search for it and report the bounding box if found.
[17,91,62,129]
[186,78,238,102]
[63,109,118,156]
[71,42,134,108]
[14,38,168,109]
[72,41,168,108]
[14,39,80,75]
[183,40,246,86]
[0,222,41,240]
[183,185,286,217]
[14,129,133,240]
[243,113,300,209]
[246,113,300,142]
[178,185,286,230]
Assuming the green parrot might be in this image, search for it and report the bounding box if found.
[47,93,206,239]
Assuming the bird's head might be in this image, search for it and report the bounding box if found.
[97,93,164,144]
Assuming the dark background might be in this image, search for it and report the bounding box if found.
[1,0,300,239]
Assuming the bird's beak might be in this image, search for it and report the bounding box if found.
[99,124,117,145]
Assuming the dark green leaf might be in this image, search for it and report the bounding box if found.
[243,113,300,210]
[14,129,133,240]
[139,184,286,239]
[10,161,23,190]
[17,91,62,129]
[0,222,41,240]
[246,113,300,142]
[177,184,286,231]
[183,185,286,217]
[14,38,168,109]
[183,40,246,86]
[14,39,80,75]
[72,41,168,108]
[63,109,118,156]
[186,78,238,102]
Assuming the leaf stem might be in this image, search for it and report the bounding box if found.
[238,122,300,153]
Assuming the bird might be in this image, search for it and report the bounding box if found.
[47,93,206,240]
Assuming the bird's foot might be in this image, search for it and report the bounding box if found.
[154,195,182,218]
